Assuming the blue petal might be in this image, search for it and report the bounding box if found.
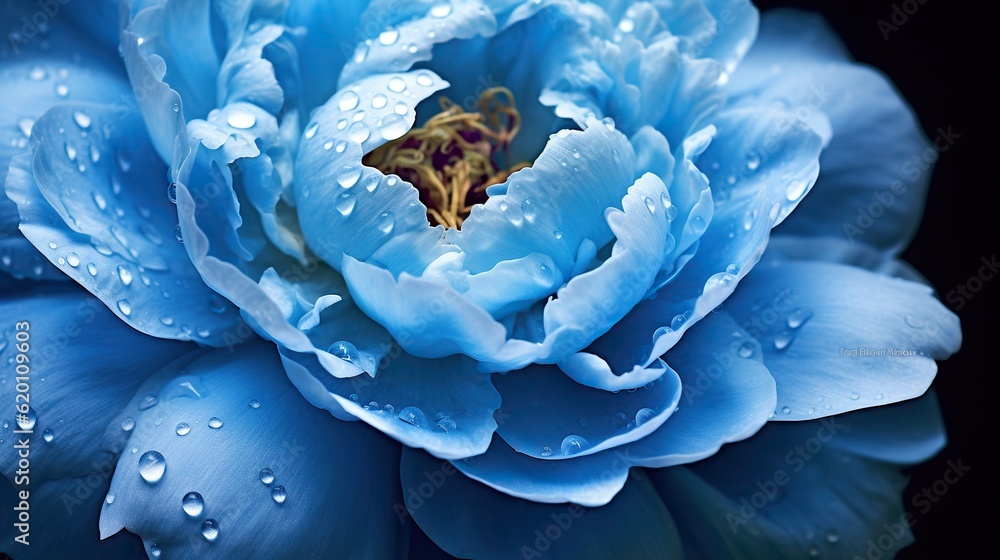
[650,407,935,558]
[451,435,631,507]
[402,448,682,560]
[1,475,146,558]
[6,104,245,345]
[493,361,681,460]
[99,343,407,559]
[765,235,926,283]
[723,260,961,420]
[625,311,776,467]
[0,285,191,483]
[566,104,823,389]
[826,392,946,465]
[280,349,501,459]
[728,10,934,253]
[295,70,449,273]
[1,1,131,280]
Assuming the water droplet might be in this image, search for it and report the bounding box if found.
[259,468,275,485]
[611,412,628,430]
[348,121,371,143]
[746,156,760,171]
[773,330,793,351]
[430,2,452,17]
[208,417,223,429]
[166,182,178,203]
[17,118,34,137]
[850,392,860,401]
[376,211,395,234]
[117,299,131,316]
[540,446,554,457]
[182,492,204,517]
[787,309,812,329]
[55,83,69,97]
[65,143,77,161]
[171,101,180,113]
[642,196,657,214]
[499,201,509,212]
[394,101,409,115]
[370,93,389,110]
[380,114,409,140]
[42,429,54,442]
[826,530,839,543]
[560,435,591,456]
[737,341,756,358]
[73,111,91,129]
[63,252,81,268]
[338,91,360,111]
[905,314,925,329]
[378,28,399,46]
[249,399,261,409]
[149,544,161,558]
[786,180,808,201]
[434,416,457,433]
[28,66,47,81]
[174,224,184,243]
[106,494,115,505]
[808,545,819,557]
[601,117,616,131]
[329,340,360,364]
[875,393,884,400]
[175,422,191,436]
[121,417,136,431]
[415,74,435,90]
[227,110,256,129]
[304,122,319,139]
[552,228,563,240]
[780,406,791,415]
[271,485,287,503]
[670,314,686,329]
[138,451,166,483]
[160,316,175,326]
[397,406,427,427]
[634,408,655,427]
[726,264,741,275]
[117,266,133,286]
[201,519,220,541]
[387,76,407,93]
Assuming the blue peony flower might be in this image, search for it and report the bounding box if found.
[1,0,961,558]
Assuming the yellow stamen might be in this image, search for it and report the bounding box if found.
[363,87,529,228]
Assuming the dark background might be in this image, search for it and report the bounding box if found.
[753,1,991,558]
[411,1,992,558]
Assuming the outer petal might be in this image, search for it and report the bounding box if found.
[402,448,682,560]
[723,260,961,420]
[6,104,245,345]
[729,10,935,253]
[279,350,502,460]
[0,284,191,483]
[1,0,131,280]
[649,399,945,559]
[100,343,407,559]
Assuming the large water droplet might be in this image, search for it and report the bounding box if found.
[634,408,655,427]
[380,114,409,140]
[259,468,274,485]
[786,180,808,201]
[387,76,407,93]
[249,399,261,409]
[304,122,319,139]
[182,492,204,517]
[611,412,628,429]
[271,485,287,504]
[430,2,452,17]
[378,28,399,45]
[66,252,80,267]
[201,519,220,541]
[371,93,388,109]
[338,91,360,111]
[737,341,756,358]
[329,340,360,364]
[376,211,395,234]
[397,406,427,427]
[117,299,132,316]
[337,166,362,189]
[138,450,166,483]
[227,110,256,129]
[208,417,223,429]
[786,309,812,329]
[348,121,371,143]
[773,330,793,351]
[121,417,136,431]
[42,429,54,442]
[73,111,91,129]
[117,266,133,286]
[560,435,591,456]
[434,416,457,433]
[336,193,357,216]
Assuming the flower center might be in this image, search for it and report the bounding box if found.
[363,87,529,229]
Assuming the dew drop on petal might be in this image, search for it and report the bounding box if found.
[397,406,427,427]
[787,309,812,329]
[338,91,360,111]
[259,468,275,485]
[773,330,793,351]
[376,211,395,234]
[201,519,220,541]
[42,429,53,442]
[121,417,135,431]
[329,340,360,364]
[304,122,319,139]
[138,451,166,483]
[271,485,287,504]
[175,422,191,436]
[378,28,399,45]
[182,492,204,517]
[634,408,655,427]
[73,111,91,129]
[208,417,223,429]
[117,299,131,316]
[560,435,591,456]
[380,114,409,140]
[249,399,261,409]
[226,110,256,129]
